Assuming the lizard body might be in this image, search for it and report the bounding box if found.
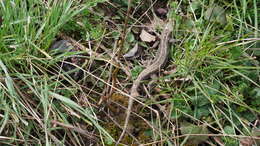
[116,25,172,145]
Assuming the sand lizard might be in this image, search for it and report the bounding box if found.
[116,23,172,144]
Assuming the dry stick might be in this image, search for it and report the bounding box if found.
[116,24,172,145]
[110,0,132,94]
[111,0,133,144]
[107,40,119,96]
[51,121,98,141]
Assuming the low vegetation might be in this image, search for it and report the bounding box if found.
[0,0,259,145]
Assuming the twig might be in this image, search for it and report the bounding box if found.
[51,120,98,141]
[110,0,133,96]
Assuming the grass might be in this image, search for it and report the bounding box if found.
[0,0,260,145]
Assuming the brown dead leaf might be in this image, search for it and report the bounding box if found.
[156,8,168,16]
[140,29,156,42]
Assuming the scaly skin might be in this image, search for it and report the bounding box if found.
[116,25,172,145]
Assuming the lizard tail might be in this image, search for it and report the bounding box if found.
[115,96,134,145]
[116,86,138,145]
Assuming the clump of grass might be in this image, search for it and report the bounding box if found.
[154,0,260,145]
[0,0,113,145]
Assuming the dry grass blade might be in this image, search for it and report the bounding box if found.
[51,120,98,140]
